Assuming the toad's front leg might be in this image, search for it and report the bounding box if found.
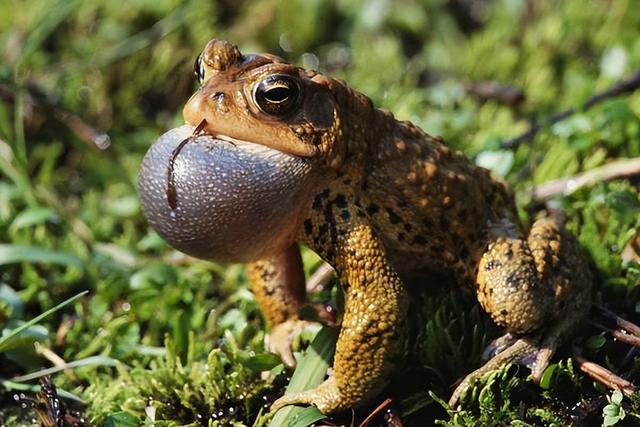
[272,223,409,414]
[246,244,315,368]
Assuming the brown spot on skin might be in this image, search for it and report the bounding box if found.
[440,216,449,230]
[366,204,380,215]
[412,235,427,245]
[386,208,401,224]
[334,194,348,208]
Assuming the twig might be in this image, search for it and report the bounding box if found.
[306,262,336,293]
[588,305,640,348]
[529,157,640,201]
[573,354,636,397]
[501,70,640,149]
[595,305,640,338]
[611,329,640,348]
[359,398,394,427]
[52,110,111,150]
[0,81,110,150]
[589,319,640,348]
[34,343,67,368]
[465,80,525,108]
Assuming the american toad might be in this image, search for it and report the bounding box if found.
[138,39,592,413]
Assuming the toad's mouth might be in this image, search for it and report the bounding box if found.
[165,122,304,209]
[187,119,303,158]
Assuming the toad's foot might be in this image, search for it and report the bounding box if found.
[449,332,551,407]
[268,319,319,367]
[271,377,344,414]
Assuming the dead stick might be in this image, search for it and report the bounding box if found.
[0,81,110,150]
[359,398,393,427]
[611,329,640,348]
[530,157,640,201]
[595,305,640,337]
[306,262,335,293]
[501,70,640,149]
[573,354,636,397]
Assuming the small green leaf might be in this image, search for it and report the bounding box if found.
[105,196,139,218]
[130,263,177,289]
[611,390,623,405]
[603,404,619,417]
[0,324,48,352]
[9,207,58,231]
[474,150,514,178]
[137,232,166,251]
[0,283,23,319]
[104,411,141,427]
[539,363,558,390]
[0,244,82,268]
[603,414,621,426]
[600,46,627,80]
[585,334,607,350]
[241,352,282,372]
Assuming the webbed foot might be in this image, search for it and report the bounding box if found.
[449,332,551,407]
[271,377,345,414]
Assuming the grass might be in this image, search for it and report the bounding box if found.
[1,0,640,425]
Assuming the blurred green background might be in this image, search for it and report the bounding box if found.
[1,0,640,425]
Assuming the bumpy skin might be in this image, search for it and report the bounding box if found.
[148,40,593,413]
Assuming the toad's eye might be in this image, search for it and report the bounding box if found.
[194,54,205,85]
[253,74,301,116]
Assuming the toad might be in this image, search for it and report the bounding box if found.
[138,39,592,414]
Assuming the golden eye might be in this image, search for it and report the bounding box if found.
[253,74,301,116]
[194,54,205,85]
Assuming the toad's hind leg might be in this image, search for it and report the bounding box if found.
[450,214,592,406]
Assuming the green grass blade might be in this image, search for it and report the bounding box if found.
[0,291,88,352]
[9,207,58,231]
[0,244,83,267]
[15,0,81,66]
[10,355,122,382]
[268,326,337,427]
[1,380,85,403]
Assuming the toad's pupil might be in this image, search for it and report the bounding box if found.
[265,86,290,103]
